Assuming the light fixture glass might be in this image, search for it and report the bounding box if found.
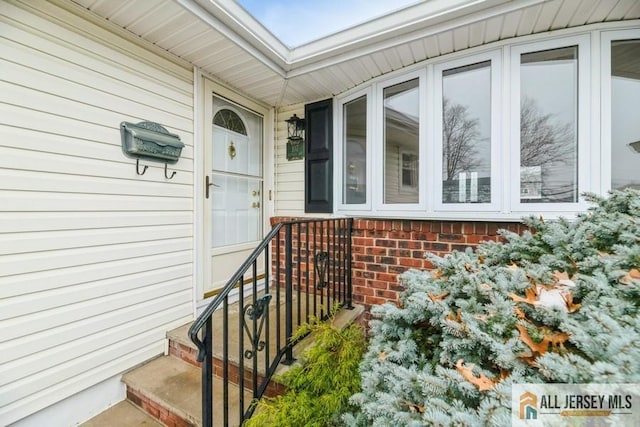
[285,114,305,160]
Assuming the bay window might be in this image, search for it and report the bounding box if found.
[335,27,633,219]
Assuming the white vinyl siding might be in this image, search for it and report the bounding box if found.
[274,104,306,216]
[0,1,193,424]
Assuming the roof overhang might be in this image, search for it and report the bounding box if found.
[68,0,640,107]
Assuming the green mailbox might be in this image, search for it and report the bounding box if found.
[120,121,184,178]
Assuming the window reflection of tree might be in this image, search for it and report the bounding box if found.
[441,61,491,204]
[520,46,578,203]
[442,97,481,181]
[440,94,575,203]
[520,96,575,202]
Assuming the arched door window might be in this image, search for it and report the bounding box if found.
[213,109,247,135]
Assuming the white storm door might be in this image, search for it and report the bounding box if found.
[205,95,264,295]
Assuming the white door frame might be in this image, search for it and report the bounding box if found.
[193,69,274,313]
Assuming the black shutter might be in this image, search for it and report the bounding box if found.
[305,99,333,213]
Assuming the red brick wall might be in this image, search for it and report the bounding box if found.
[270,217,527,317]
[350,219,527,314]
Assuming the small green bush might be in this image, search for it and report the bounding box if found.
[245,312,366,427]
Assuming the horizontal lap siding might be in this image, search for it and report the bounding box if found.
[0,1,194,424]
[275,105,306,216]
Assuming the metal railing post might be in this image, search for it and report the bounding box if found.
[346,218,354,309]
[284,223,294,364]
[202,317,213,427]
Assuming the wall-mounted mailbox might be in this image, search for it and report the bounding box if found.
[121,121,184,179]
[121,121,183,163]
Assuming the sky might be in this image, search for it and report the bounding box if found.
[235,0,420,47]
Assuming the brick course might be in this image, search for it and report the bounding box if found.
[272,217,527,317]
[127,388,193,427]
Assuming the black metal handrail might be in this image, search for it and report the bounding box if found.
[189,218,353,427]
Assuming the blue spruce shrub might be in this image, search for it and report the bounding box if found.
[344,189,640,426]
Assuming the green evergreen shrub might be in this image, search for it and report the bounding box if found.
[245,312,366,427]
[345,189,640,426]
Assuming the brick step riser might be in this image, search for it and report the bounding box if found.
[169,340,286,398]
[126,387,193,427]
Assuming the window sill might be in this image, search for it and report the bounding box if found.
[334,208,581,222]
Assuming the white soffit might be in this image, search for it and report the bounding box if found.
[68,0,640,107]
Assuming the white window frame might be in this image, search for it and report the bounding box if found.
[374,69,427,213]
[332,23,640,220]
[335,88,372,211]
[600,28,640,195]
[433,50,503,212]
[509,35,592,213]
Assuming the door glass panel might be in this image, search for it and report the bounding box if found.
[442,61,491,204]
[611,39,640,190]
[211,175,261,248]
[520,46,578,203]
[384,79,420,204]
[343,95,367,204]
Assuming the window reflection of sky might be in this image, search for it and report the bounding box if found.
[385,88,419,119]
[612,76,640,189]
[521,61,576,126]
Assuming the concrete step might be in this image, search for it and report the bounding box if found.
[80,400,163,427]
[123,355,251,427]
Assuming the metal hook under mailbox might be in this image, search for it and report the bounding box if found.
[164,163,176,179]
[136,158,148,175]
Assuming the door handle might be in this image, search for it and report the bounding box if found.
[205,175,219,199]
[252,202,260,208]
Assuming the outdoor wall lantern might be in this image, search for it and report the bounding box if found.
[120,121,184,179]
[285,113,305,161]
[628,140,640,153]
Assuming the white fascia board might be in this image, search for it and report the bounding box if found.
[289,0,502,62]
[287,0,547,76]
[178,0,289,75]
